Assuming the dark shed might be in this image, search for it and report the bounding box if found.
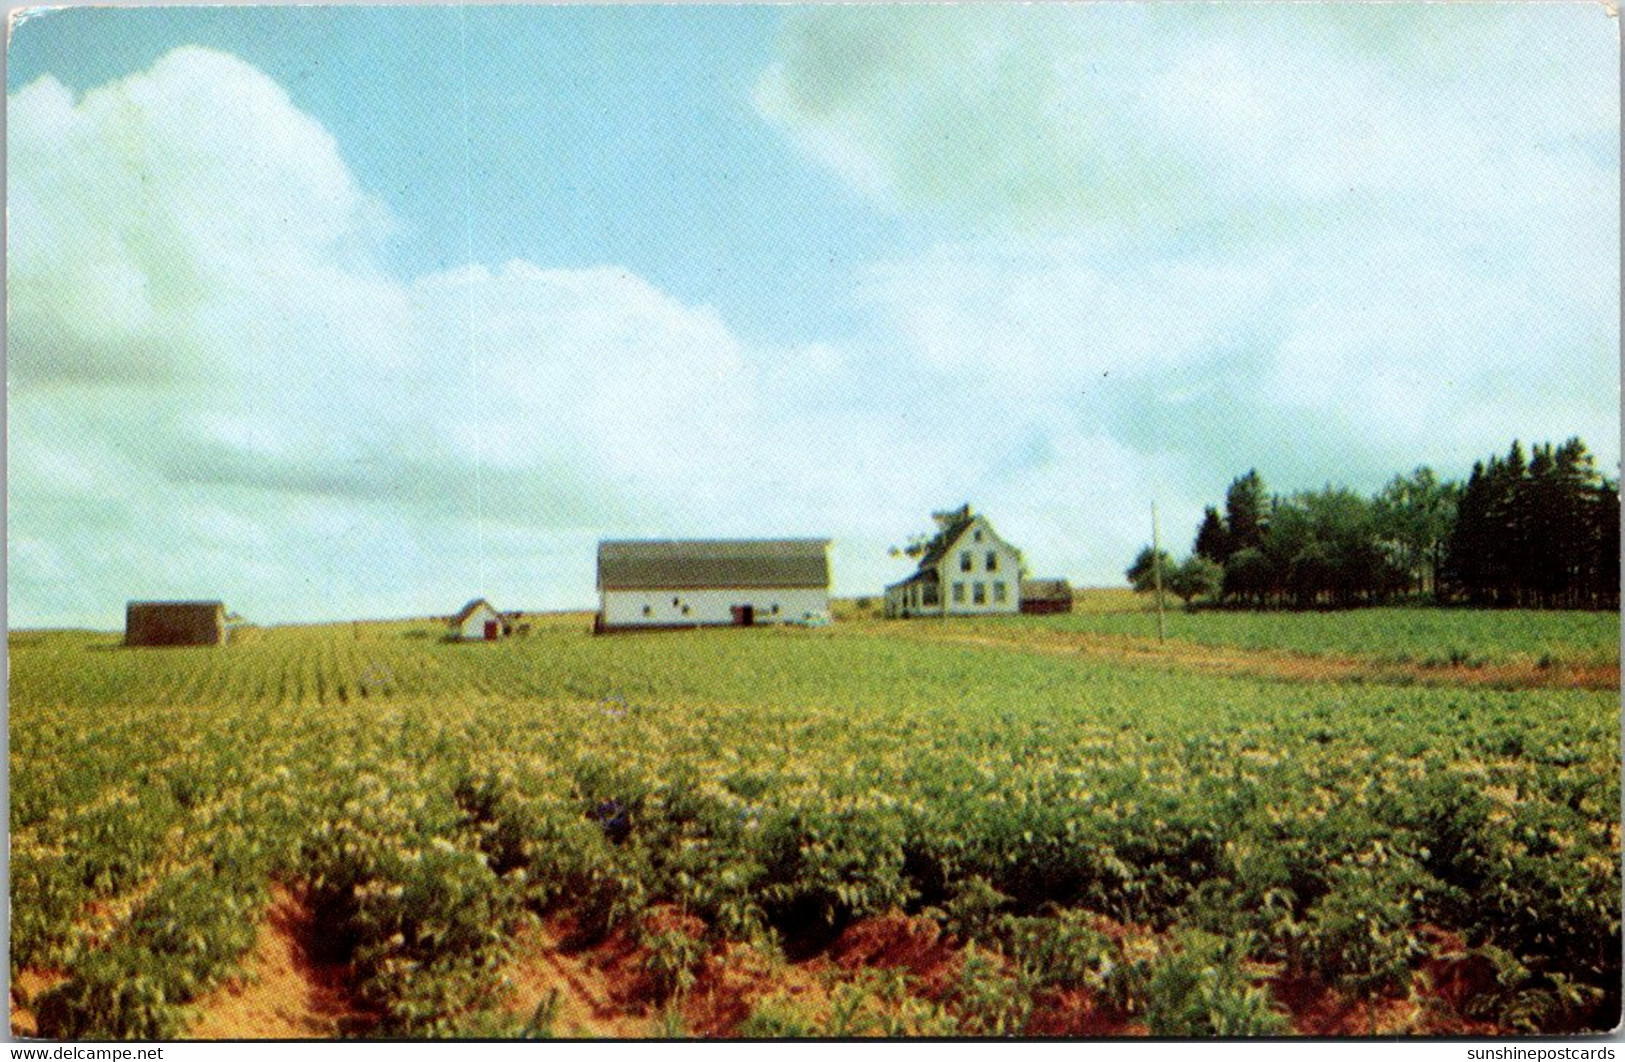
[1019,579,1073,615]
[125,601,228,647]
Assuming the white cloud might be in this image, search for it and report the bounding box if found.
[8,49,767,624]
[756,5,1619,235]
[406,261,757,496]
[855,240,1285,387]
[7,47,400,390]
[12,48,933,624]
[8,24,1618,627]
[754,3,1618,525]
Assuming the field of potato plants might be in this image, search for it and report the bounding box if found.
[8,606,1621,1039]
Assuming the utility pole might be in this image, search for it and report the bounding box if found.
[1151,502,1167,643]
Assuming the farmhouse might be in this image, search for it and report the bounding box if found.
[884,511,1023,618]
[596,539,831,631]
[125,601,228,647]
[1019,578,1074,614]
[449,598,508,641]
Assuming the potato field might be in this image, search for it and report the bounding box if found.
[8,605,1620,1038]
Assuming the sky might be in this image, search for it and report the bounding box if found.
[6,3,1619,628]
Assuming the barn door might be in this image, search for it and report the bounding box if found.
[731,605,754,626]
[484,620,499,641]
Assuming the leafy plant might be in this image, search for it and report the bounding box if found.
[951,943,1033,1036]
[1144,930,1288,1037]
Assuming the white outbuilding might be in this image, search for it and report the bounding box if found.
[449,598,507,641]
[596,539,831,631]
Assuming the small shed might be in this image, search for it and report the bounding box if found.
[450,598,507,641]
[126,601,228,647]
[1019,579,1073,614]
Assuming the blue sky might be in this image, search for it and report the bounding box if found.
[7,4,1619,627]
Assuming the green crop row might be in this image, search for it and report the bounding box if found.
[972,606,1621,667]
[9,619,1619,1036]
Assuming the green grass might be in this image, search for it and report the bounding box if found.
[960,603,1622,667]
[8,615,1621,1036]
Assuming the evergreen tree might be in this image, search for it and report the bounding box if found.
[1191,437,1612,612]
[1224,471,1269,553]
[1447,460,1492,604]
[1525,443,1564,606]
[1193,507,1231,564]
[1496,441,1528,606]
[1591,475,1621,610]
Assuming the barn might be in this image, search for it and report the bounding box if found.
[1019,578,1074,614]
[596,539,831,631]
[125,601,228,647]
[449,599,508,641]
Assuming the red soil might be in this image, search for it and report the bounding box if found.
[171,899,1511,1039]
[828,913,963,982]
[186,886,368,1040]
[9,969,68,1038]
[502,916,652,1037]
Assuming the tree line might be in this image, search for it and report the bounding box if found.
[1127,438,1619,610]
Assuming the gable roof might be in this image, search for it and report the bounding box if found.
[450,598,498,625]
[598,539,830,591]
[905,513,1018,577]
[914,511,978,572]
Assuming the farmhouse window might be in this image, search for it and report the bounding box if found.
[973,583,986,605]
[973,530,983,542]
[681,605,691,616]
[672,597,680,606]
[642,605,652,617]
[993,582,1007,603]
[952,582,966,603]
[771,604,780,615]
[960,552,972,572]
[986,551,998,571]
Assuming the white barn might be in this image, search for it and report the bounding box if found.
[884,512,1023,618]
[596,539,831,631]
[450,598,507,641]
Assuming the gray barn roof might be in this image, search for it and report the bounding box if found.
[598,539,831,591]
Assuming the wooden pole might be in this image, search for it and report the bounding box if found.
[1151,502,1167,643]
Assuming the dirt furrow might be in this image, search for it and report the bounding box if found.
[186,886,364,1040]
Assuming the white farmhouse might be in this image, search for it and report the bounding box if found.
[450,598,507,641]
[596,539,831,631]
[884,511,1023,618]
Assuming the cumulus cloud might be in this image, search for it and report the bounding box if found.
[849,230,1618,491]
[854,240,1283,386]
[756,5,1618,235]
[7,47,402,389]
[8,22,1617,627]
[5,48,772,624]
[12,46,1012,626]
[756,3,1619,532]
[406,262,757,494]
